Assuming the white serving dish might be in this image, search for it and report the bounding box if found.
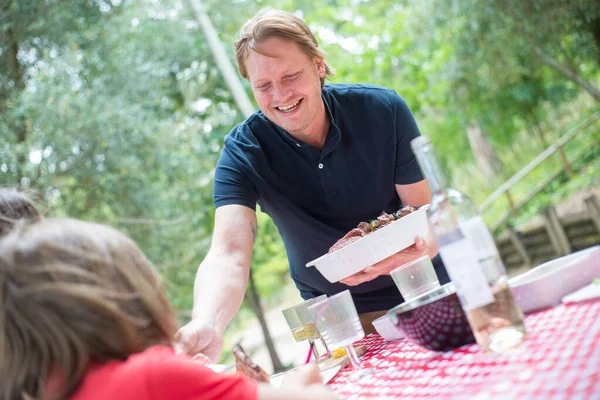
[306,205,431,283]
[508,246,600,314]
[372,313,405,341]
[562,281,600,304]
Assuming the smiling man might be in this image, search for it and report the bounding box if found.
[176,9,449,361]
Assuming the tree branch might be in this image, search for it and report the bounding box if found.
[532,46,600,102]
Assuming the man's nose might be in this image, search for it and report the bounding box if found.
[272,82,292,102]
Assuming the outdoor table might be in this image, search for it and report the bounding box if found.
[329,300,600,399]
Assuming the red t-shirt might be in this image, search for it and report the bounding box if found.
[68,346,258,400]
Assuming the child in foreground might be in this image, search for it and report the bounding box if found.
[0,187,41,237]
[0,218,338,400]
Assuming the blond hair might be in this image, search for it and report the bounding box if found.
[235,9,333,88]
[0,218,178,400]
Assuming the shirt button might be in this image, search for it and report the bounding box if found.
[318,163,324,169]
[296,143,301,147]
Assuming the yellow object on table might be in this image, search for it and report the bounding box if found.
[332,348,347,359]
[320,345,367,371]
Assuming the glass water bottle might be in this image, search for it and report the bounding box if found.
[411,135,526,353]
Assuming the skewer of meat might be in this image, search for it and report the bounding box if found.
[328,205,419,253]
[233,345,270,383]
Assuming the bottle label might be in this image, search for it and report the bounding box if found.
[438,237,494,310]
[459,216,500,262]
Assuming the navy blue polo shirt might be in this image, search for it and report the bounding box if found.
[213,83,448,313]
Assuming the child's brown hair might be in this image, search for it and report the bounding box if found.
[0,188,41,237]
[0,218,179,400]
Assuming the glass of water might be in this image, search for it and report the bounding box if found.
[282,295,330,360]
[308,290,372,377]
[391,255,440,301]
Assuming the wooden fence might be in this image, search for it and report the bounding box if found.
[479,111,600,232]
[497,194,600,271]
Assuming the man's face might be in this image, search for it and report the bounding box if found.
[245,37,325,137]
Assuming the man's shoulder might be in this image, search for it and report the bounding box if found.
[224,111,271,148]
[324,83,399,105]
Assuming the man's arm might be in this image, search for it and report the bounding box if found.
[395,180,431,207]
[192,204,256,325]
[396,180,437,259]
[176,204,256,360]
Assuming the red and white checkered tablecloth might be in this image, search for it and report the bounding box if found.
[328,300,600,399]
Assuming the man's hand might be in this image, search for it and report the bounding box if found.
[339,236,434,286]
[174,319,224,362]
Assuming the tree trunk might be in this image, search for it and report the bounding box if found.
[533,46,600,102]
[466,122,502,179]
[245,268,284,373]
[7,26,27,186]
[187,0,255,118]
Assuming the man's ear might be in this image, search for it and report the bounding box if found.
[316,58,325,78]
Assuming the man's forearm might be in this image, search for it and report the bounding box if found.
[191,250,249,333]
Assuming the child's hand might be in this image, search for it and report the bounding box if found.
[191,352,212,365]
[258,364,339,400]
[280,364,322,388]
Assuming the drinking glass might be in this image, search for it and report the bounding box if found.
[282,295,330,360]
[308,290,373,377]
[391,255,440,301]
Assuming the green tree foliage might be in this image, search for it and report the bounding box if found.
[1,0,246,314]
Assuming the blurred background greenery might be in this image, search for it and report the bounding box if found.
[1,0,599,367]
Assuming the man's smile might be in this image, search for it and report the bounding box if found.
[276,98,303,113]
